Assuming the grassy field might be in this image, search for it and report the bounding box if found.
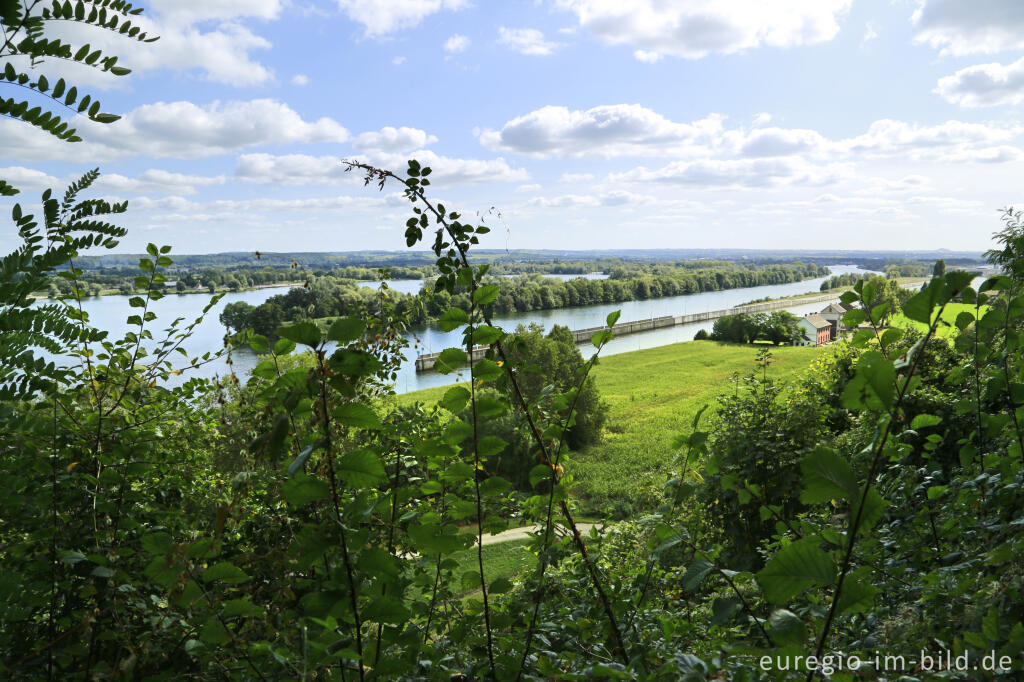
[889,302,991,340]
[568,341,822,513]
[450,539,532,600]
[395,340,823,514]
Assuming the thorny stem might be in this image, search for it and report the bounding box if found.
[807,299,949,681]
[315,349,365,682]
[347,161,632,668]
[517,350,606,680]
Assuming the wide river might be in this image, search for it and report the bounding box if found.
[43,265,876,394]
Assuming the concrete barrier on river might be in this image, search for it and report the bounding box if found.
[413,291,839,372]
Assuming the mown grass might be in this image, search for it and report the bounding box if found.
[395,340,823,515]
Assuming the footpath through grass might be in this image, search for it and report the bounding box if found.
[396,340,822,515]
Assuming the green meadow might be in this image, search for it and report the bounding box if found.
[395,340,823,514]
[889,301,991,339]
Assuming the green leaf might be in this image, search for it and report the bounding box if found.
[489,577,513,594]
[363,596,411,624]
[287,443,316,477]
[851,486,887,532]
[273,337,295,355]
[327,317,365,344]
[472,324,503,346]
[60,551,86,564]
[710,596,741,626]
[248,334,269,353]
[222,598,263,618]
[203,562,249,585]
[757,538,835,603]
[472,284,499,306]
[200,618,230,645]
[435,347,466,374]
[800,447,858,504]
[141,532,173,555]
[332,403,381,430]
[682,559,714,591]
[841,351,894,411]
[768,609,808,646]
[328,348,381,377]
[473,358,503,382]
[910,414,942,429]
[440,386,471,412]
[338,448,386,487]
[530,464,555,488]
[461,570,481,592]
[606,310,621,327]
[281,473,330,506]
[477,435,507,457]
[146,242,159,257]
[475,394,506,417]
[278,321,321,347]
[836,567,877,615]
[480,476,511,495]
[357,547,400,583]
[902,281,939,325]
[437,307,469,332]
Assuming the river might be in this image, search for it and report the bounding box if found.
[39,266,876,394]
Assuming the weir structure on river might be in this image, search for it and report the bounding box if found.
[413,291,839,372]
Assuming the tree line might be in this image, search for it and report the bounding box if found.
[219,261,828,337]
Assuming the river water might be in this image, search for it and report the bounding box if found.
[39,266,875,394]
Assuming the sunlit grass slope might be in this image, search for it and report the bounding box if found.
[395,340,823,514]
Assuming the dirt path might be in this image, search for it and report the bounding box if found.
[478,522,597,546]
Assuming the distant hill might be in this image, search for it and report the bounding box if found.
[74,248,986,271]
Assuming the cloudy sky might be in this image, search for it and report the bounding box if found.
[2,0,1023,254]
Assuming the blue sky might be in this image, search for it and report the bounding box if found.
[3,0,1024,254]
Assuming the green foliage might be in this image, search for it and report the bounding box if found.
[5,148,1024,680]
[710,310,800,345]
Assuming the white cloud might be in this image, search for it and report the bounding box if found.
[444,34,471,53]
[556,0,852,59]
[354,126,438,152]
[861,22,877,46]
[95,170,227,196]
[392,56,407,65]
[736,127,828,157]
[516,183,543,192]
[935,56,1024,107]
[130,194,389,215]
[559,172,595,182]
[291,74,311,86]
[528,190,654,207]
[335,0,470,37]
[634,49,662,63]
[839,119,1020,160]
[237,150,529,186]
[498,27,559,56]
[235,153,353,185]
[148,0,284,25]
[480,104,1024,167]
[0,167,62,191]
[479,104,723,157]
[43,3,281,87]
[912,0,1024,56]
[0,99,350,161]
[610,158,846,188]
